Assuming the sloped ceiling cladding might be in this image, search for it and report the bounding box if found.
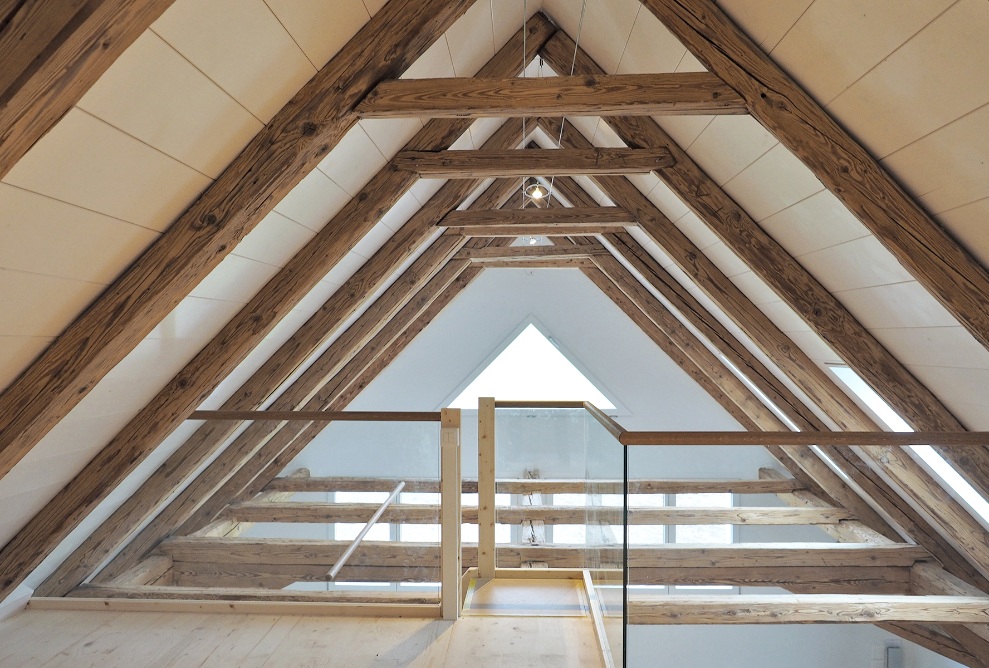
[1,0,989,662]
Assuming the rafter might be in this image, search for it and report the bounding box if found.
[0,0,175,178]
[640,0,989,358]
[356,72,746,118]
[0,0,479,558]
[395,147,674,178]
[28,16,555,599]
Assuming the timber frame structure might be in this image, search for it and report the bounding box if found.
[3,1,989,665]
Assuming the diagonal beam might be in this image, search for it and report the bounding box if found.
[539,127,989,591]
[640,0,989,358]
[0,0,175,178]
[356,72,746,117]
[395,147,674,178]
[24,14,556,599]
[89,193,518,584]
[0,0,478,484]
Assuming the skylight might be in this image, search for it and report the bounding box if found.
[830,365,989,526]
[450,324,615,409]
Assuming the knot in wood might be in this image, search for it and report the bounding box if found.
[301,121,318,136]
[200,213,219,228]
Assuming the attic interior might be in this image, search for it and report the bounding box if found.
[2,0,989,666]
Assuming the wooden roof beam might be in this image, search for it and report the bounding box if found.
[0,0,175,178]
[438,206,632,234]
[395,147,674,178]
[629,594,989,625]
[540,129,989,588]
[27,15,557,599]
[356,72,746,118]
[640,0,989,358]
[0,0,478,487]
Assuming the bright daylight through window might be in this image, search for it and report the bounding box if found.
[450,323,615,409]
[831,365,989,526]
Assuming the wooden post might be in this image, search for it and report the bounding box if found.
[477,397,496,579]
[440,408,462,620]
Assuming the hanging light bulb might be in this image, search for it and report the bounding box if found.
[524,177,549,200]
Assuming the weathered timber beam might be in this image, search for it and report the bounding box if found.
[539,106,989,590]
[187,410,439,422]
[438,206,632,228]
[759,468,892,545]
[542,33,989,509]
[2,0,496,603]
[0,0,476,486]
[104,554,173,587]
[69,584,438,604]
[159,538,930,569]
[620,431,989,447]
[356,72,746,118]
[163,564,909,594]
[221,502,852,526]
[192,467,309,539]
[473,258,595,268]
[628,595,989,625]
[395,147,674,178]
[879,623,986,668]
[263,476,805,495]
[449,224,625,237]
[454,245,610,261]
[640,0,989,358]
[0,0,175,178]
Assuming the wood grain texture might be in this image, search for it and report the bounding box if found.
[0,0,175,178]
[456,245,609,261]
[0,0,475,481]
[0,0,479,603]
[159,538,930,569]
[629,594,989,625]
[263,475,805,495]
[396,147,674,178]
[357,72,745,117]
[69,584,438,604]
[187,410,440,422]
[221,501,852,526]
[640,0,989,357]
[439,206,632,227]
[620,431,989,447]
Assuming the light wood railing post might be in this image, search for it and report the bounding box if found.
[478,397,496,579]
[440,408,462,620]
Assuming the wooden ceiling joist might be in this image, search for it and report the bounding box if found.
[628,595,989,625]
[0,0,175,178]
[0,0,477,488]
[355,72,746,118]
[640,0,989,358]
[454,245,610,261]
[27,17,556,599]
[395,147,675,178]
[438,206,633,228]
[535,69,989,593]
[262,475,806,495]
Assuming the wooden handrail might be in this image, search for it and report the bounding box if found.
[188,410,441,422]
[620,431,989,447]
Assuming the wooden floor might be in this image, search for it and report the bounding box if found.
[0,608,604,667]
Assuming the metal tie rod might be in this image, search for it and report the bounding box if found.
[328,481,405,580]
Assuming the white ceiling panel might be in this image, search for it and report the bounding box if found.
[0,270,104,337]
[233,210,316,268]
[152,0,316,123]
[872,326,989,370]
[0,336,53,392]
[3,109,212,233]
[316,124,388,197]
[722,144,824,222]
[836,281,960,330]
[937,197,989,268]
[759,190,869,257]
[826,0,989,158]
[77,32,263,179]
[0,183,158,284]
[264,0,370,69]
[717,0,812,52]
[273,168,351,232]
[687,115,778,186]
[616,8,685,74]
[798,237,914,294]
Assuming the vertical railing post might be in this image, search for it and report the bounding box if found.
[477,397,496,579]
[440,407,462,620]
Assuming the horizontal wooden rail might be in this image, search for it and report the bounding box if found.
[161,538,930,569]
[620,431,989,447]
[493,401,588,409]
[222,502,853,526]
[628,594,989,625]
[583,402,626,441]
[439,207,633,227]
[188,410,441,422]
[71,584,438,604]
[355,73,747,118]
[394,148,675,179]
[263,476,804,495]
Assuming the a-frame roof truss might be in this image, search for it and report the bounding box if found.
[3,2,989,665]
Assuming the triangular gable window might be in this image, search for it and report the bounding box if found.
[450,324,615,409]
